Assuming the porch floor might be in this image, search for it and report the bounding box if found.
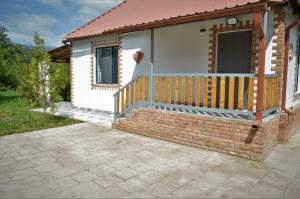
[153,105,254,120]
[126,103,278,121]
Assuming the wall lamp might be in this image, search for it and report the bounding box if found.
[226,17,238,25]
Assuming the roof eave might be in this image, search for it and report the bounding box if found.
[64,2,271,42]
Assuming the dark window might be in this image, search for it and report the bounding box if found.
[95,46,118,84]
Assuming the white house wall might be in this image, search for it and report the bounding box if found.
[72,35,117,112]
[265,10,277,74]
[285,8,299,108]
[121,30,151,86]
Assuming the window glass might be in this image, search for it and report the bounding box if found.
[95,46,118,84]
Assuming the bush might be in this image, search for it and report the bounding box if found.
[51,63,71,102]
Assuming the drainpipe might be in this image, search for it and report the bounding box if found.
[254,11,267,128]
[282,19,300,115]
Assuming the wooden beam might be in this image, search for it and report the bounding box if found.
[254,12,266,124]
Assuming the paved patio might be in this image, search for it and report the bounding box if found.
[33,102,113,126]
[0,123,299,199]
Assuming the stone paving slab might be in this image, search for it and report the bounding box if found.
[0,122,299,198]
[32,102,113,126]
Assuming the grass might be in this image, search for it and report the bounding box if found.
[0,90,81,136]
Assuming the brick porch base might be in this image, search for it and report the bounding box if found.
[279,104,300,144]
[113,108,279,161]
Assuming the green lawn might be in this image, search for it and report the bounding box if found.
[0,90,81,136]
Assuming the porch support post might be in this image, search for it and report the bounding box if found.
[150,28,154,108]
[254,11,266,125]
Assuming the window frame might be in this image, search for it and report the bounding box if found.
[92,44,119,87]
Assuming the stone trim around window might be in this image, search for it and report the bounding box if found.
[272,8,285,107]
[90,38,121,91]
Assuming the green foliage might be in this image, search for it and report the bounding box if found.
[0,90,80,136]
[0,26,31,90]
[17,33,59,125]
[51,63,71,102]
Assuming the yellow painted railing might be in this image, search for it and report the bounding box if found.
[153,74,256,111]
[263,75,279,111]
[114,73,279,120]
[115,76,148,115]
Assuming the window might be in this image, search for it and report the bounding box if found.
[95,46,118,84]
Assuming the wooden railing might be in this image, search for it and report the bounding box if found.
[263,75,279,111]
[114,76,148,116]
[114,73,279,120]
[153,73,256,111]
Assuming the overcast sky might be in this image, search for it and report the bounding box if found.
[0,0,122,48]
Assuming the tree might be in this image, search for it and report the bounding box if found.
[18,33,56,125]
[0,26,20,90]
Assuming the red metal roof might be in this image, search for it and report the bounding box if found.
[64,0,285,41]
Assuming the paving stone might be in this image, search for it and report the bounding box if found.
[34,162,62,173]
[246,183,285,198]
[48,177,79,192]
[172,184,208,198]
[7,168,38,180]
[117,177,148,193]
[69,181,103,196]
[0,192,22,199]
[147,182,179,195]
[89,164,115,177]
[24,173,54,186]
[16,185,53,198]
[127,192,156,199]
[259,170,294,191]
[112,167,139,180]
[136,170,165,184]
[94,173,124,187]
[0,180,31,194]
[160,173,191,188]
[72,171,98,183]
[0,174,11,184]
[49,167,77,179]
[9,160,36,171]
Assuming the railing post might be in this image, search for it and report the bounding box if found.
[149,73,153,108]
[113,95,116,122]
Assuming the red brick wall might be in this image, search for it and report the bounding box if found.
[113,109,279,161]
[279,104,300,143]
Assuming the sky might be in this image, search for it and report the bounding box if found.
[0,0,122,48]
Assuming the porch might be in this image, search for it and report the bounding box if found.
[112,11,280,160]
[114,73,279,122]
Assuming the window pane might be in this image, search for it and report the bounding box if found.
[112,46,118,84]
[96,48,102,84]
[95,46,118,84]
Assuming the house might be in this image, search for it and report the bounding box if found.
[60,0,300,161]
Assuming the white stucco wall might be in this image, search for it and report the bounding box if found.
[71,35,117,112]
[285,8,299,108]
[121,30,151,85]
[265,10,277,74]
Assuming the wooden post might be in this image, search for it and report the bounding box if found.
[203,77,208,107]
[254,12,266,124]
[174,77,179,104]
[228,77,235,109]
[195,77,200,107]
